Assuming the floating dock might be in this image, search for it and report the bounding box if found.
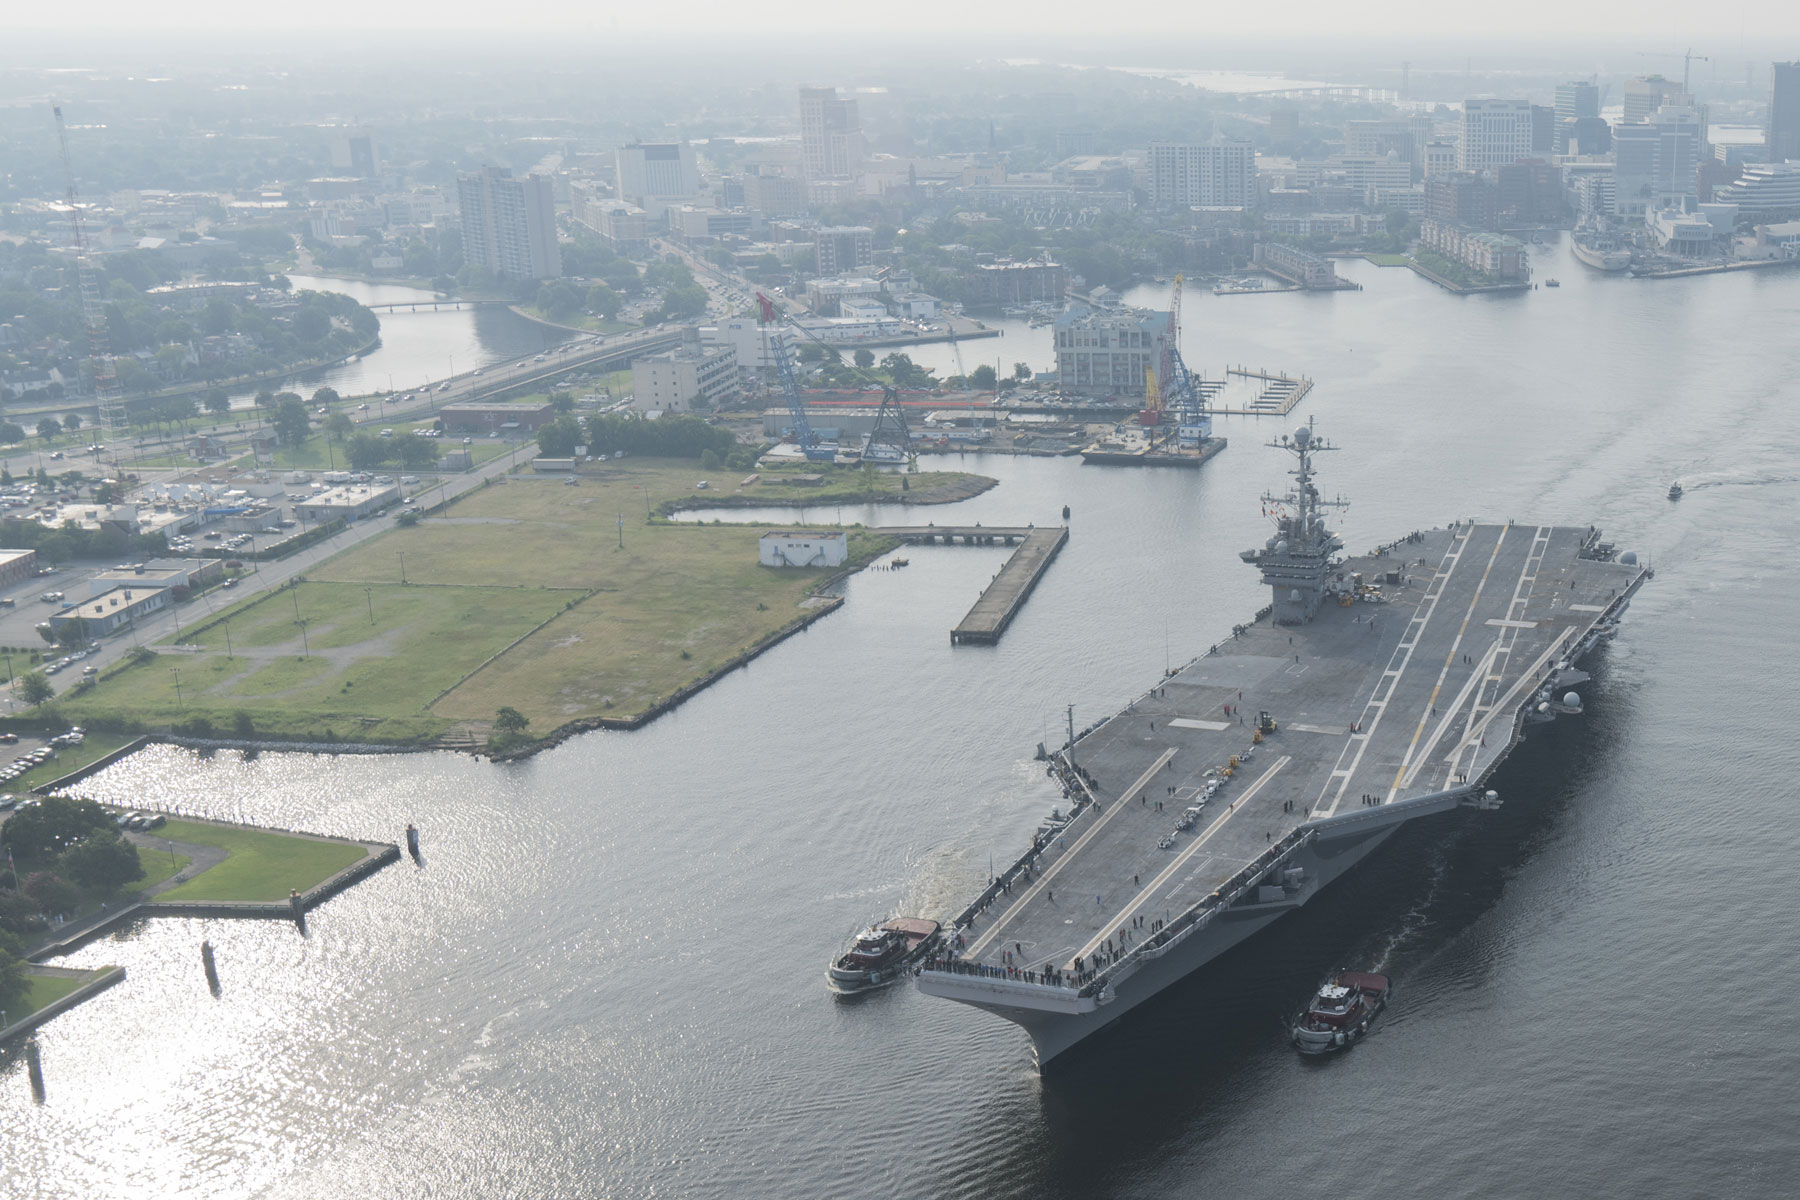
[878,524,1069,645]
[1202,370,1313,416]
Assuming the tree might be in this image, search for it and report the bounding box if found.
[493,707,530,734]
[970,364,997,391]
[36,417,61,440]
[1012,362,1033,381]
[2,796,114,860]
[64,412,83,431]
[58,831,144,891]
[585,284,621,319]
[274,396,311,448]
[0,422,24,444]
[345,433,389,471]
[537,281,583,321]
[203,387,231,415]
[17,670,53,705]
[549,390,575,414]
[233,710,255,737]
[326,412,354,441]
[537,415,583,458]
[312,387,341,409]
[0,931,26,1011]
[55,617,90,648]
[853,348,875,369]
[22,872,80,918]
[395,435,437,470]
[292,304,331,344]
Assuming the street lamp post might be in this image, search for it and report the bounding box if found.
[397,551,406,585]
[617,513,624,550]
[169,667,183,709]
[365,586,374,625]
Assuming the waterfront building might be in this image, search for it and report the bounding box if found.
[1052,303,1171,398]
[1770,62,1800,163]
[458,167,560,281]
[632,344,738,413]
[805,276,883,315]
[1648,107,1704,210]
[1148,138,1256,208]
[1252,243,1341,287]
[1712,161,1800,222]
[1460,99,1532,176]
[814,226,874,275]
[1426,171,1500,230]
[1612,124,1660,218]
[1623,76,1691,123]
[1419,219,1529,281]
[965,260,1066,306]
[1497,160,1566,224]
[615,143,701,205]
[759,530,846,568]
[799,87,863,181]
[1647,208,1721,255]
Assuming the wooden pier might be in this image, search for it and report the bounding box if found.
[878,524,1070,645]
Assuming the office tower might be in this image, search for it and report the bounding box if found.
[1460,99,1532,175]
[1769,62,1800,162]
[1147,138,1257,207]
[799,87,862,180]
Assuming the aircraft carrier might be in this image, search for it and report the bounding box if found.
[917,423,1651,1067]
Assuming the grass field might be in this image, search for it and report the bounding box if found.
[60,582,573,741]
[151,819,368,903]
[50,457,961,742]
[17,972,88,1019]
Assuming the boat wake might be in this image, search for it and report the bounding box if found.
[1672,470,1800,492]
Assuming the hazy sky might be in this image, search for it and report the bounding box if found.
[8,0,1800,37]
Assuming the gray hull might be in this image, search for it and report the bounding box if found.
[919,820,1399,1067]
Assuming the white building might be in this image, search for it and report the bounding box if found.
[294,483,404,523]
[615,143,700,204]
[633,344,738,412]
[1147,138,1256,208]
[1459,99,1532,176]
[702,319,782,378]
[759,530,847,568]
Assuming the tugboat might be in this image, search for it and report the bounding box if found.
[827,918,942,994]
[1544,278,1561,287]
[1668,482,1683,501]
[1292,969,1391,1054]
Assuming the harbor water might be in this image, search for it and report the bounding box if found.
[4,248,1799,1198]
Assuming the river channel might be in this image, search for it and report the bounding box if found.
[4,250,1799,1198]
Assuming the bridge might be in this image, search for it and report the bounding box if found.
[365,299,513,313]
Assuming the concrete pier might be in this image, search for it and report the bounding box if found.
[872,524,1071,644]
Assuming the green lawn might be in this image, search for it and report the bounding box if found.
[130,844,192,891]
[57,583,573,742]
[16,972,89,1020]
[1361,253,1412,267]
[150,819,367,903]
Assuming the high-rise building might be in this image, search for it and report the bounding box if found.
[1623,76,1691,123]
[1422,140,1459,179]
[813,226,873,275]
[1052,304,1172,397]
[457,167,560,281]
[1611,124,1660,217]
[615,143,700,204]
[1769,62,1800,162]
[799,87,863,181]
[1530,105,1556,154]
[1555,81,1601,124]
[329,129,380,178]
[1460,99,1532,175]
[1647,106,1704,210]
[1564,116,1613,156]
[1147,138,1256,208]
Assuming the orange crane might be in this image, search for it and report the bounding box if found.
[1139,274,1182,426]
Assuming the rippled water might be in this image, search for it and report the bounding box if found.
[5,249,1798,1198]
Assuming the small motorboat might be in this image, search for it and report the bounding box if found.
[1292,969,1391,1054]
[1545,278,1561,287]
[827,917,941,994]
[890,557,910,568]
[1667,482,1683,501]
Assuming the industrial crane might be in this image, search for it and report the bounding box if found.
[755,292,916,466]
[1147,274,1210,446]
[1636,48,1710,94]
[52,105,128,433]
[756,292,834,461]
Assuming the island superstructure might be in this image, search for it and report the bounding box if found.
[917,423,1651,1068]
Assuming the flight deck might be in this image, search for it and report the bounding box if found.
[917,426,1650,1066]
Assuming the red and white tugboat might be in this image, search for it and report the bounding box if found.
[1292,969,1391,1054]
[827,918,942,994]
